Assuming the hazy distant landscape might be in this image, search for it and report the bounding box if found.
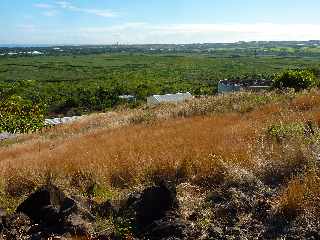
[1,41,320,117]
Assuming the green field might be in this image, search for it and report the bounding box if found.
[1,53,320,116]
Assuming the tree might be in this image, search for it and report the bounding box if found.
[273,69,319,91]
[0,81,46,134]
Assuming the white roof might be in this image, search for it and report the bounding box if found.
[31,51,43,55]
[150,92,192,103]
[45,116,81,126]
[0,132,15,141]
[119,95,135,99]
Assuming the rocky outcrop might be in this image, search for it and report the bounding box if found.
[134,181,178,228]
[10,185,93,238]
[1,182,186,239]
[124,181,180,238]
[16,184,66,225]
[2,180,320,240]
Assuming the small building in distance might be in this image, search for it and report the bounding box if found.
[0,132,15,141]
[147,92,193,105]
[218,79,272,94]
[119,95,136,102]
[45,116,82,126]
[218,80,241,93]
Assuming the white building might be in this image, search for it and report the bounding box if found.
[218,80,241,94]
[147,92,193,105]
[1,116,82,141]
[31,51,43,55]
[45,116,82,126]
[0,132,15,141]
[119,95,136,102]
[218,79,271,94]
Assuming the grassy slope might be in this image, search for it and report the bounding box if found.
[1,90,320,236]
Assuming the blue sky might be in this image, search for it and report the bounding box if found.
[1,0,320,44]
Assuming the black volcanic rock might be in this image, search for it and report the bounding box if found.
[145,216,187,240]
[92,200,115,218]
[135,181,178,228]
[15,184,93,236]
[16,184,65,225]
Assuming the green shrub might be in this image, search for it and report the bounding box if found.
[273,69,319,91]
[267,122,305,141]
[0,95,45,134]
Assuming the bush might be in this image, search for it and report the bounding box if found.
[267,122,305,141]
[273,70,319,91]
[0,95,45,134]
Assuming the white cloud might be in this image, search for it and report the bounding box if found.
[33,1,117,18]
[34,3,54,9]
[54,1,117,17]
[6,22,320,45]
[76,23,320,44]
[80,9,117,18]
[42,10,59,17]
[55,1,73,9]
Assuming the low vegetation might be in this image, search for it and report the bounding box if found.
[0,95,45,134]
[1,51,320,116]
[1,89,320,238]
[273,69,319,91]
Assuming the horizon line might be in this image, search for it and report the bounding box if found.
[1,40,320,48]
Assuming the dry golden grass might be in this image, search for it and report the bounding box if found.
[279,169,320,211]
[290,89,320,111]
[277,170,320,218]
[1,90,320,217]
[0,113,258,187]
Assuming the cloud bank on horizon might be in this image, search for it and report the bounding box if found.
[1,0,320,44]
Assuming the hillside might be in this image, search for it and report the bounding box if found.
[1,90,320,239]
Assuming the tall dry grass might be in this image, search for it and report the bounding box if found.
[1,90,320,216]
[0,113,258,188]
[277,169,320,219]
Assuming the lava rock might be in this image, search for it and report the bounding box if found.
[135,181,178,228]
[145,217,187,240]
[16,184,65,225]
[15,184,94,237]
[63,213,92,236]
[92,200,115,218]
[60,196,95,222]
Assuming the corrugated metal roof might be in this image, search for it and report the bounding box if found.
[0,132,15,141]
[152,92,192,103]
[45,116,82,126]
[119,95,136,100]
[1,116,82,140]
